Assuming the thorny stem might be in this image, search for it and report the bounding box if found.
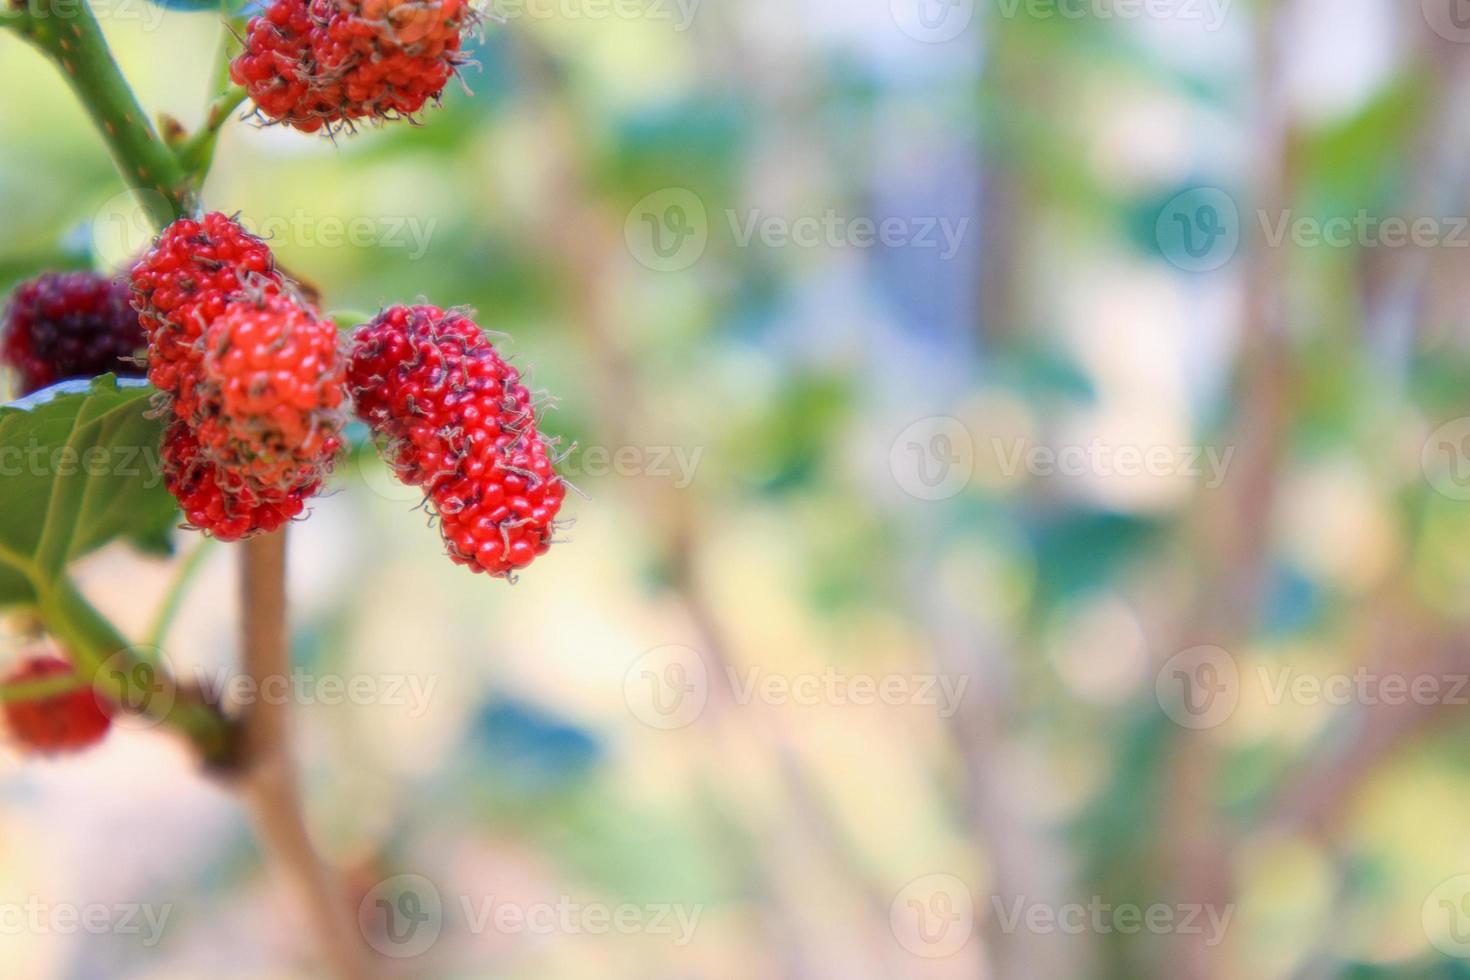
[236,531,378,980]
[4,0,189,225]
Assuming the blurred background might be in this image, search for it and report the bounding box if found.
[6,0,1470,977]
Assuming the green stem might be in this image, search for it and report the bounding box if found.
[144,537,217,648]
[35,576,236,765]
[0,672,87,704]
[330,310,375,332]
[9,0,189,226]
[177,85,247,178]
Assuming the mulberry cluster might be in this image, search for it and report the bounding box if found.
[1,653,112,755]
[230,0,472,134]
[347,305,565,578]
[132,213,344,541]
[1,271,145,396]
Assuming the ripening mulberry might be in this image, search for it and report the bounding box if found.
[347,305,565,578]
[132,214,342,541]
[192,293,345,497]
[230,0,472,134]
[1,271,145,396]
[130,211,280,405]
[1,653,112,755]
[162,419,312,541]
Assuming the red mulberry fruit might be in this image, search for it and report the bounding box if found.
[2,271,145,396]
[347,305,565,578]
[162,419,312,541]
[1,653,112,755]
[133,214,342,541]
[130,211,280,405]
[193,293,345,497]
[231,0,472,135]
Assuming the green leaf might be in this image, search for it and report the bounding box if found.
[0,375,177,606]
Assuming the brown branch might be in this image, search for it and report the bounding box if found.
[236,531,377,980]
[1366,27,1470,375]
[1160,7,1296,979]
[1261,625,1468,840]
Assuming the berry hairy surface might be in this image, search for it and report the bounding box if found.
[162,419,311,541]
[132,214,342,541]
[347,305,565,578]
[130,211,280,404]
[231,0,472,134]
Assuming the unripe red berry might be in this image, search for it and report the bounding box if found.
[1,654,112,755]
[347,305,566,579]
[1,271,145,395]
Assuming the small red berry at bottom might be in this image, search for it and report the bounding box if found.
[1,654,112,755]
